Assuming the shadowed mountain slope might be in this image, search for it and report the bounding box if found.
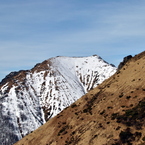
[14,51,145,145]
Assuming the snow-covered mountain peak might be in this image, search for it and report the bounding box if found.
[0,55,116,145]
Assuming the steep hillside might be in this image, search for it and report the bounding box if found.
[0,55,116,145]
[14,51,145,145]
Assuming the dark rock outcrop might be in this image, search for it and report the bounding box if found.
[118,55,132,70]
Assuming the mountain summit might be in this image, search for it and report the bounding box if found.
[0,55,116,145]
[14,51,145,145]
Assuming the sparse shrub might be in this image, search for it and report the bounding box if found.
[98,123,103,128]
[83,109,88,113]
[119,93,124,98]
[107,106,113,109]
[71,131,75,135]
[71,103,77,108]
[126,96,131,99]
[125,109,136,117]
[116,126,121,130]
[111,113,119,120]
[117,128,142,144]
[100,110,105,115]
[85,97,88,101]
[58,125,69,136]
[112,99,145,129]
[119,128,133,144]
[134,132,142,141]
[83,92,100,115]
[94,134,98,138]
[142,136,145,141]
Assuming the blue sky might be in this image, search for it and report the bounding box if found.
[0,0,145,81]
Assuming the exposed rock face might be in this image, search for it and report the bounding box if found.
[118,55,132,70]
[14,51,145,145]
[0,55,116,145]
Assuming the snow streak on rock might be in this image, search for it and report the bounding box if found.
[0,55,116,145]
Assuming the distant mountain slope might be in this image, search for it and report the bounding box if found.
[0,55,116,145]
[14,51,145,145]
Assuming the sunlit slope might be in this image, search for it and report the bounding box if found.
[14,51,145,145]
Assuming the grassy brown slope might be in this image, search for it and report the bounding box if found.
[14,51,145,145]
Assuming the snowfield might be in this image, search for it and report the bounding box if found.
[0,55,116,145]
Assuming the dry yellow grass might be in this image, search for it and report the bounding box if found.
[14,51,145,145]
